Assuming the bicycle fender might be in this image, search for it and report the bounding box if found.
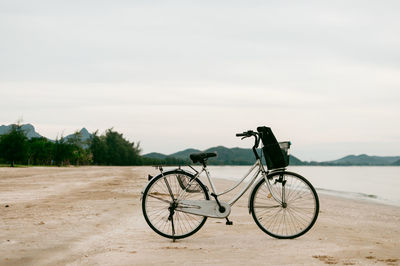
[248,178,263,214]
[140,168,209,201]
[248,170,290,213]
[247,170,280,214]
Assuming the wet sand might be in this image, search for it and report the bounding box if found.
[1,166,399,265]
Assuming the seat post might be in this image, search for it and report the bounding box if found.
[204,165,218,195]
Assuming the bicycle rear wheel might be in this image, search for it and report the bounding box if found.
[142,170,209,239]
[250,171,319,239]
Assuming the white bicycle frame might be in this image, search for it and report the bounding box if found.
[183,158,283,208]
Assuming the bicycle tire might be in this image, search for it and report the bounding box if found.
[250,171,319,239]
[142,170,209,239]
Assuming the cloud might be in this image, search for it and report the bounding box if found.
[0,0,399,159]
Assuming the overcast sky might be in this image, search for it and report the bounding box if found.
[1,0,399,161]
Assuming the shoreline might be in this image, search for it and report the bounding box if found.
[1,166,399,265]
[208,175,400,208]
[2,164,399,206]
[199,165,400,208]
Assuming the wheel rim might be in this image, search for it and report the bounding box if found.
[252,173,318,238]
[143,173,208,238]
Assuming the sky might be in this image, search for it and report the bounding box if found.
[1,0,399,161]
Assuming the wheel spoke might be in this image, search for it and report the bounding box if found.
[147,193,172,204]
[251,171,319,239]
[142,171,208,239]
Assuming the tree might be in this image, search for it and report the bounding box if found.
[65,131,92,165]
[53,137,74,166]
[89,131,108,165]
[27,137,53,165]
[0,124,28,167]
[89,128,141,165]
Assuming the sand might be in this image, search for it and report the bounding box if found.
[0,166,399,266]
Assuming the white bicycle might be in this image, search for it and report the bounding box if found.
[141,126,319,240]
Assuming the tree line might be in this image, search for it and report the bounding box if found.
[0,124,186,167]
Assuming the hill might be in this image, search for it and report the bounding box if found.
[144,148,400,166]
[204,146,259,165]
[143,152,168,159]
[64,128,92,143]
[2,123,399,166]
[323,154,400,166]
[392,159,400,166]
[170,148,201,159]
[0,124,43,139]
[0,124,91,145]
[144,146,304,166]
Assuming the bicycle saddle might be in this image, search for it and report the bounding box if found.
[190,152,217,164]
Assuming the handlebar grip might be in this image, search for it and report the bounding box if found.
[236,133,246,137]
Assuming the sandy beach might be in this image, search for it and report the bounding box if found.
[1,166,399,265]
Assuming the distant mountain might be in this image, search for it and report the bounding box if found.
[0,124,44,139]
[288,155,304,165]
[0,124,92,145]
[64,128,92,148]
[144,152,168,159]
[170,148,201,159]
[64,128,92,142]
[392,159,400,166]
[144,147,400,166]
[2,123,399,166]
[204,146,256,165]
[323,154,400,166]
[144,146,304,166]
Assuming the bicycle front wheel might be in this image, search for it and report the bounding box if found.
[142,170,209,239]
[250,171,319,239]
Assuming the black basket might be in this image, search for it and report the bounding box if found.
[257,126,291,169]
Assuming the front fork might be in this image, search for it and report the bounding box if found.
[275,173,287,208]
[264,171,287,207]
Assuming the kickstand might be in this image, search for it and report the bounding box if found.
[168,207,176,242]
[225,217,233,225]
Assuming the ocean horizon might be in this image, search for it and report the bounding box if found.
[168,165,400,207]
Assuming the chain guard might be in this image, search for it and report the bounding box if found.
[176,200,231,218]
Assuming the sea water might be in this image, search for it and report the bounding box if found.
[203,166,400,206]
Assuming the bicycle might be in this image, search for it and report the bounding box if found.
[141,126,319,241]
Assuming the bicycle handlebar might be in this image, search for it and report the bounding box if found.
[235,130,256,138]
[235,130,261,160]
